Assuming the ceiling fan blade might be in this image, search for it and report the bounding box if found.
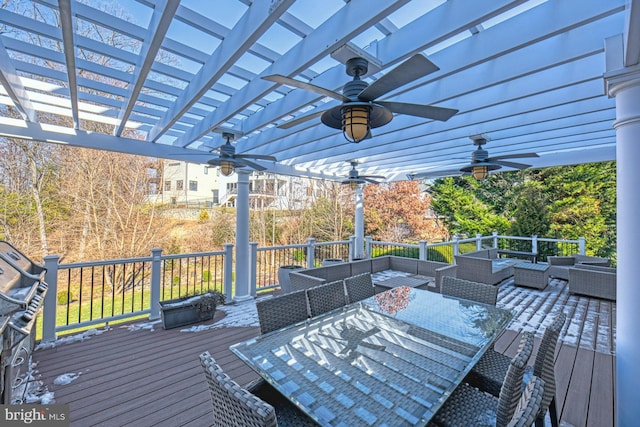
[493,160,531,169]
[360,174,386,180]
[358,54,440,101]
[238,158,268,171]
[489,152,539,161]
[363,177,383,184]
[236,154,277,162]
[377,101,458,121]
[408,168,464,180]
[262,74,348,102]
[278,109,328,129]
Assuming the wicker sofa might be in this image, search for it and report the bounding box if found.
[568,264,616,300]
[547,255,611,280]
[288,256,456,293]
[454,248,518,285]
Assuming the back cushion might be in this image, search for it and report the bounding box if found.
[371,256,391,272]
[350,259,372,275]
[325,263,352,282]
[389,257,418,274]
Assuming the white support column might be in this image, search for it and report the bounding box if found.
[354,185,365,259]
[234,169,252,302]
[605,36,640,426]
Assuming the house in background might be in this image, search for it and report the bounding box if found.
[147,160,331,210]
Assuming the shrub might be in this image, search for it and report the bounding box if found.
[57,290,74,305]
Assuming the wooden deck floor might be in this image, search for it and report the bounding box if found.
[32,279,615,427]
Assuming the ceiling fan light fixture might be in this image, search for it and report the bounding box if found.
[342,105,370,143]
[220,160,235,176]
[472,165,488,180]
[349,179,359,190]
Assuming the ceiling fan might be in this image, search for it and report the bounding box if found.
[407,135,539,181]
[206,132,276,176]
[459,135,539,180]
[341,161,386,189]
[263,54,458,143]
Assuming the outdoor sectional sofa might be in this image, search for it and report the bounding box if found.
[568,264,616,300]
[288,256,457,293]
[454,248,518,285]
[547,255,611,280]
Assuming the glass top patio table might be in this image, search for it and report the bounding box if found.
[230,286,513,427]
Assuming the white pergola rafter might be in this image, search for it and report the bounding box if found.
[114,0,180,137]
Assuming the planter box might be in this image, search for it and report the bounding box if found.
[277,265,304,293]
[159,293,221,329]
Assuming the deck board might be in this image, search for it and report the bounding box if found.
[31,279,615,427]
[587,352,615,427]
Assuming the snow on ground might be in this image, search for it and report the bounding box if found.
[53,372,80,385]
[180,298,259,332]
[34,327,110,350]
[498,278,615,355]
[14,361,55,404]
[124,319,162,332]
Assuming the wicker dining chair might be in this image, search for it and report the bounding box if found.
[344,272,375,303]
[466,312,567,427]
[200,351,317,427]
[306,280,347,317]
[199,351,277,427]
[432,332,539,427]
[256,289,309,334]
[441,275,499,306]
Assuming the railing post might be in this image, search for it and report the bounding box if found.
[306,238,316,269]
[42,254,60,342]
[149,248,162,320]
[365,236,372,259]
[578,237,586,255]
[492,231,499,248]
[250,242,258,297]
[223,243,234,302]
[531,235,538,255]
[419,240,428,261]
[452,235,460,257]
[348,236,356,261]
[475,233,482,251]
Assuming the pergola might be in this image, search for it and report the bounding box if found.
[0,0,638,423]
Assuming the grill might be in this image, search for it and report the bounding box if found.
[0,241,48,404]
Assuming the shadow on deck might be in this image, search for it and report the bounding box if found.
[31,279,615,427]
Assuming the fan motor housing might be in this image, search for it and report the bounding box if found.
[471,148,489,162]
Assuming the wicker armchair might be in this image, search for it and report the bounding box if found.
[344,272,375,303]
[256,290,309,334]
[432,332,540,427]
[441,276,499,306]
[199,352,316,427]
[466,313,567,427]
[306,280,347,317]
